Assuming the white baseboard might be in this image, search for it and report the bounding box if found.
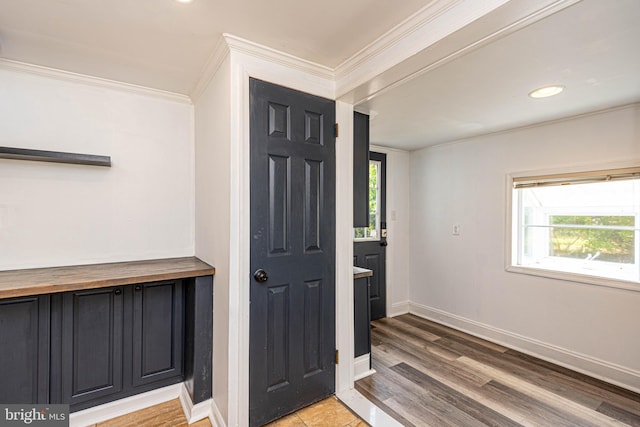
[388,300,410,317]
[408,302,640,394]
[209,399,227,427]
[179,384,213,424]
[69,384,182,427]
[354,354,376,381]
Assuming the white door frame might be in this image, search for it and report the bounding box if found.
[221,1,564,422]
[225,37,354,426]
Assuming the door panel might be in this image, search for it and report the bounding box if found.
[250,78,336,426]
[266,284,290,391]
[268,154,290,255]
[354,152,387,320]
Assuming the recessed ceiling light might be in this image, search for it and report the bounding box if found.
[175,0,194,3]
[529,85,564,99]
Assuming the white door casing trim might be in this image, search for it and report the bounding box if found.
[227,45,340,426]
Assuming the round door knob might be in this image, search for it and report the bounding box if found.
[253,269,269,283]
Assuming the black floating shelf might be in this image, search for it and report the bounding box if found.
[0,146,111,167]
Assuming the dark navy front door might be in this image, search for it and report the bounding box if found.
[249,78,336,426]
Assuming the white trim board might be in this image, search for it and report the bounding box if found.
[226,46,350,425]
[388,301,411,317]
[69,384,183,427]
[179,385,212,424]
[209,400,227,427]
[337,389,402,427]
[354,354,376,381]
[408,302,640,394]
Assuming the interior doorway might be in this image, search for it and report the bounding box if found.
[354,151,387,320]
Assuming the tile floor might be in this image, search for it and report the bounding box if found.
[93,396,366,427]
[265,397,367,427]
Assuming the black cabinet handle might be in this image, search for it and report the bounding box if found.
[135,285,142,291]
[114,289,122,295]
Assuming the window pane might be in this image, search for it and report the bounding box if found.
[548,216,635,263]
[513,177,640,283]
[354,160,381,240]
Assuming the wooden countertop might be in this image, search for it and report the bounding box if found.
[0,257,215,299]
[353,266,373,279]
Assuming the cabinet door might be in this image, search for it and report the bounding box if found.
[0,295,50,403]
[132,280,183,387]
[353,277,371,358]
[61,287,124,406]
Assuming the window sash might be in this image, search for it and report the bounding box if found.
[513,167,640,189]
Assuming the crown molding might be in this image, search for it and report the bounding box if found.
[0,58,192,104]
[335,0,582,104]
[335,0,461,79]
[334,0,512,98]
[190,36,231,103]
[223,34,335,81]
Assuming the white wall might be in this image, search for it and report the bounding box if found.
[193,54,231,425]
[370,145,411,316]
[0,68,195,270]
[409,105,640,391]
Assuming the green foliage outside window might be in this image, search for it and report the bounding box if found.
[354,162,379,239]
[549,215,635,263]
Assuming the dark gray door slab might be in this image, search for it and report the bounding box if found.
[249,78,336,426]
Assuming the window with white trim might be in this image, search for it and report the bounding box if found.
[511,167,640,284]
[354,160,381,241]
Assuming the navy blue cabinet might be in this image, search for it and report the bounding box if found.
[132,280,184,388]
[51,281,186,411]
[354,275,371,358]
[0,258,213,412]
[59,287,125,408]
[0,295,50,404]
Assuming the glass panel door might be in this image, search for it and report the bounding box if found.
[354,160,381,241]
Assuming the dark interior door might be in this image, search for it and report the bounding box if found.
[249,78,336,426]
[354,152,387,320]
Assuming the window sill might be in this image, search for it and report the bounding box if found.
[353,238,380,243]
[506,265,640,292]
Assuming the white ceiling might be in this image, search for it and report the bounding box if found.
[360,0,640,150]
[0,0,432,94]
[2,0,638,150]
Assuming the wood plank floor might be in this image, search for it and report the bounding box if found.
[355,314,640,427]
